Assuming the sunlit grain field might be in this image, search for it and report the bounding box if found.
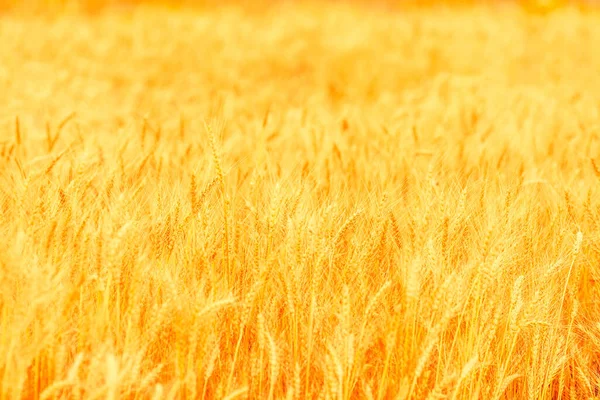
[2,1,600,399]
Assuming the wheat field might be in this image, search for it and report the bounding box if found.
[1,1,600,399]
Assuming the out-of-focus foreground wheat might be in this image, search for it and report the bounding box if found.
[1,1,600,399]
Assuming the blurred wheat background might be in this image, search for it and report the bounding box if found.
[1,0,600,399]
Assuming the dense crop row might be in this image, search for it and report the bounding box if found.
[1,2,600,399]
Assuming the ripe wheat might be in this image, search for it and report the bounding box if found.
[1,0,600,399]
